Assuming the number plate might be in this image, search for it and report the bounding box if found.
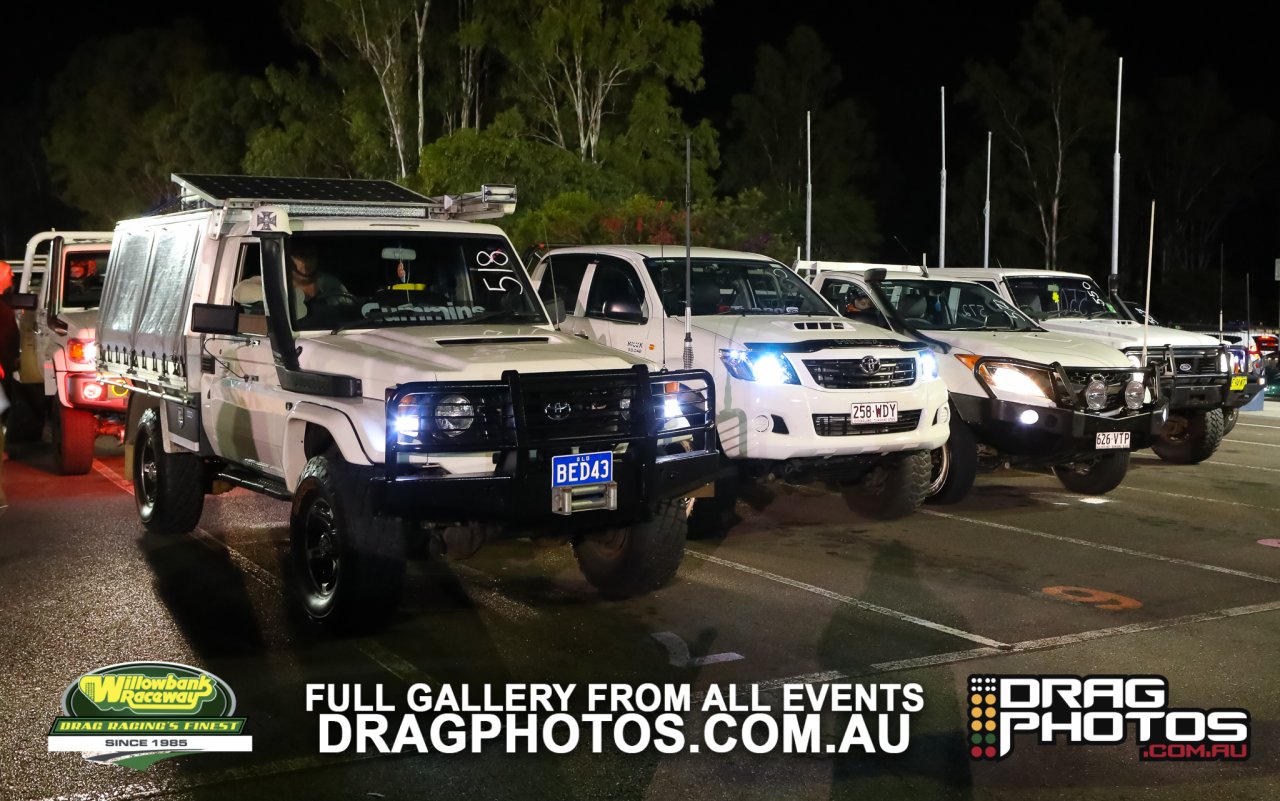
[552,451,613,488]
[1230,375,1248,391]
[1095,432,1131,450]
[850,401,898,423]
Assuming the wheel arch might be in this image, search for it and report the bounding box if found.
[282,404,376,493]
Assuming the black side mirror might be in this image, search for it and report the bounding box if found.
[191,303,240,335]
[864,268,887,284]
[9,292,37,310]
[603,297,646,324]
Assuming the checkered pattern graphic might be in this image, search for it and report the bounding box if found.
[967,676,1000,759]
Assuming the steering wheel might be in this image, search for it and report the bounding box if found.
[311,291,359,307]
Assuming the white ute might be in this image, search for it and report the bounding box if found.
[804,264,1165,501]
[943,268,1253,464]
[10,231,124,473]
[529,246,950,528]
[94,175,719,627]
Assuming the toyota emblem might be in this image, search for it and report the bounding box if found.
[544,401,572,421]
[860,355,880,374]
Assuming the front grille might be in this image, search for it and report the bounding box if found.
[813,409,922,436]
[520,373,642,441]
[1127,347,1224,378]
[1063,369,1131,412]
[804,357,916,389]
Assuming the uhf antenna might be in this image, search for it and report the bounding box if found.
[938,86,947,269]
[683,135,693,369]
[1141,200,1155,366]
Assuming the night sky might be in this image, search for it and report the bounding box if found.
[3,1,1276,311]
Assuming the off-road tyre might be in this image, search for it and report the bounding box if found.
[52,403,96,475]
[291,454,406,629]
[575,500,687,599]
[844,449,932,520]
[133,407,205,534]
[1222,407,1240,436]
[925,418,978,505]
[1151,408,1225,464]
[686,469,739,539]
[1053,451,1130,495]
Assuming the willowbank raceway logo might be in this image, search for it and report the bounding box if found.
[48,661,252,770]
[967,675,1249,763]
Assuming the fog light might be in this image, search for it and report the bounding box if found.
[937,405,951,425]
[1018,409,1039,425]
[753,415,771,432]
[81,382,104,401]
[1085,379,1107,411]
[1123,379,1144,410]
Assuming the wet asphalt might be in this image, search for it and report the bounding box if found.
[3,403,1280,800]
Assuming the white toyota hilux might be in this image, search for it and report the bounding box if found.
[529,246,950,528]
[803,263,1165,502]
[93,175,719,628]
[943,268,1252,464]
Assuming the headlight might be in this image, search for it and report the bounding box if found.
[434,394,475,437]
[719,349,800,385]
[916,350,940,381]
[394,412,422,439]
[973,361,1054,401]
[69,338,97,365]
[1218,352,1230,373]
[1124,379,1145,410]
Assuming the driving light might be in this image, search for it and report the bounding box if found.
[719,349,800,385]
[663,398,682,419]
[916,350,940,380]
[1218,352,1230,373]
[81,382,104,401]
[394,413,422,438]
[1018,409,1039,425]
[1085,378,1108,410]
[1124,379,1145,410]
[435,394,475,436]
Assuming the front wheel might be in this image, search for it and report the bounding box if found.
[575,500,687,599]
[1053,451,1130,495]
[843,449,932,520]
[53,403,96,475]
[1222,407,1240,436]
[290,454,406,629]
[686,468,739,539]
[925,418,978,505]
[1151,408,1224,464]
[133,408,205,534]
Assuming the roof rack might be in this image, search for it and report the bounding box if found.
[170,174,517,221]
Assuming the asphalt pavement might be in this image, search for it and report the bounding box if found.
[3,404,1280,800]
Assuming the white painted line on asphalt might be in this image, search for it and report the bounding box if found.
[1236,422,1280,430]
[1224,439,1280,448]
[1010,599,1280,651]
[1208,460,1280,474]
[1077,497,1110,505]
[920,509,1280,585]
[684,549,1009,648]
[1117,484,1279,513]
[92,459,134,493]
[651,631,744,668]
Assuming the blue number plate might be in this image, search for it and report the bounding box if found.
[552,451,613,488]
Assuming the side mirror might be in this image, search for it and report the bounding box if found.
[863,268,887,284]
[191,303,268,337]
[9,292,37,310]
[603,298,646,324]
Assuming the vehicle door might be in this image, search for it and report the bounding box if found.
[201,239,288,475]
[579,255,661,359]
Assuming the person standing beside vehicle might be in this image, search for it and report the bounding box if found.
[0,260,21,515]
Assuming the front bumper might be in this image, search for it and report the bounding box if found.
[1222,376,1265,409]
[953,393,1164,462]
[379,366,718,524]
[63,373,129,413]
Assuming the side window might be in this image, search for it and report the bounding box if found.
[586,258,647,321]
[536,254,590,315]
[975,281,998,294]
[232,242,264,313]
[822,279,890,327]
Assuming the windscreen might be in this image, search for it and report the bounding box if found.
[879,279,1037,332]
[283,232,545,332]
[1004,276,1123,320]
[643,257,830,316]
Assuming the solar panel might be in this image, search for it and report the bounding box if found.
[172,174,429,206]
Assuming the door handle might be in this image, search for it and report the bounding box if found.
[573,332,590,340]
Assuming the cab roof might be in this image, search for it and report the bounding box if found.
[543,244,775,262]
[938,267,1096,282]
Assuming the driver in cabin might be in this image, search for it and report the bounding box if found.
[288,241,348,318]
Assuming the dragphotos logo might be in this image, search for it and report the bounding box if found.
[967,675,1249,762]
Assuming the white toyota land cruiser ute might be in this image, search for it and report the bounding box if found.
[94,175,718,627]
[528,246,950,529]
[943,268,1252,464]
[10,231,126,472]
[803,264,1165,502]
